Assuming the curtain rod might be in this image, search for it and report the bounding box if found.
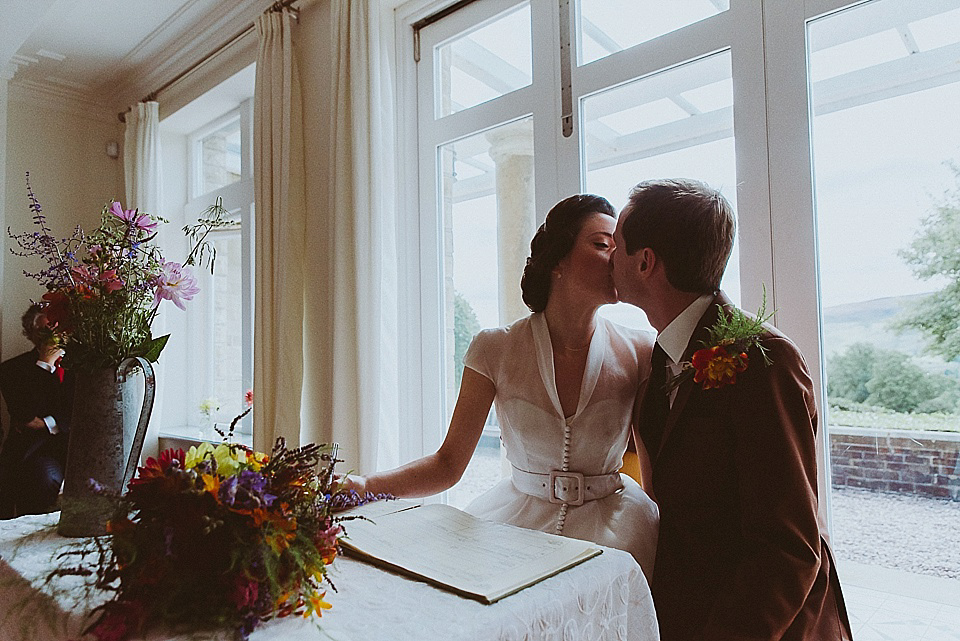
[411,0,481,63]
[118,0,299,123]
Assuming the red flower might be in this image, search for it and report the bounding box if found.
[41,289,73,333]
[691,345,749,390]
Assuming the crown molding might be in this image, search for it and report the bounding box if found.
[8,80,117,124]
[107,0,267,112]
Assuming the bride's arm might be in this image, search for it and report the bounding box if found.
[349,367,495,498]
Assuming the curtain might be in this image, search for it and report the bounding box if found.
[305,0,399,474]
[123,101,164,461]
[252,9,306,452]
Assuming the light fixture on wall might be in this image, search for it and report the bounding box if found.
[105,141,119,159]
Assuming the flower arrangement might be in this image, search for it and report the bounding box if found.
[52,436,392,641]
[669,293,774,391]
[199,397,221,422]
[8,173,230,372]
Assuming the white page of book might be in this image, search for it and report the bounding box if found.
[340,503,600,601]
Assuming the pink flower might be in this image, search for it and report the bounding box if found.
[244,389,254,408]
[153,261,199,311]
[110,201,158,233]
[231,575,260,610]
[98,269,124,293]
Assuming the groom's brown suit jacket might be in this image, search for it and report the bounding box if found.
[636,293,852,640]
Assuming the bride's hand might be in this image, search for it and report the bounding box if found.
[337,473,367,494]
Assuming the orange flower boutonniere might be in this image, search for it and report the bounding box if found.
[668,291,774,392]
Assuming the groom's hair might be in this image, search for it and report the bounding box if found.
[621,179,735,294]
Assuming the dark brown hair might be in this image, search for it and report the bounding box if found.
[620,179,735,294]
[520,194,616,313]
[21,303,46,345]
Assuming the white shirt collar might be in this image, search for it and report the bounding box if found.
[656,294,715,365]
[35,359,56,373]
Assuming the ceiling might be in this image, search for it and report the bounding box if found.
[4,0,265,115]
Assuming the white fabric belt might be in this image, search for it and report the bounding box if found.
[511,467,623,506]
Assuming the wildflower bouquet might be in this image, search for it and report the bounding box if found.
[8,173,229,372]
[56,437,391,641]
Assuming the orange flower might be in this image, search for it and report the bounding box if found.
[692,345,748,389]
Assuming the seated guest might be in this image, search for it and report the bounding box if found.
[0,304,74,518]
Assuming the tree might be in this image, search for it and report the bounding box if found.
[898,163,960,360]
[826,342,878,403]
[865,353,953,414]
[454,290,481,390]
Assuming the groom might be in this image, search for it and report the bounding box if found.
[612,179,852,640]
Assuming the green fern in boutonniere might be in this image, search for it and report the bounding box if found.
[668,291,775,392]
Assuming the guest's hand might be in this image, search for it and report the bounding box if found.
[26,417,47,431]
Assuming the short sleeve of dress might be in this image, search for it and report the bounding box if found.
[463,329,498,384]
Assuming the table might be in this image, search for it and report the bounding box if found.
[0,513,659,641]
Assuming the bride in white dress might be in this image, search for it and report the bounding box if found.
[345,194,659,580]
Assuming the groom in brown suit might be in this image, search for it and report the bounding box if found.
[612,179,852,640]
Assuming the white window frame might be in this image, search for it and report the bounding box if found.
[393,0,912,521]
[183,97,255,437]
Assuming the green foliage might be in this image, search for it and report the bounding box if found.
[897,162,960,359]
[827,342,878,403]
[827,342,959,414]
[454,290,481,390]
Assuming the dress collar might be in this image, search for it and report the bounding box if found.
[531,313,607,422]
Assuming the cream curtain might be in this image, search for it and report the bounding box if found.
[306,0,400,473]
[252,9,306,452]
[123,100,164,461]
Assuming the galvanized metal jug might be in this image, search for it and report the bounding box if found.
[57,357,155,537]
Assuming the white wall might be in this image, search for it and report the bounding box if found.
[2,90,123,361]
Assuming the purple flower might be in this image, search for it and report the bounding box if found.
[109,201,158,233]
[153,261,199,311]
[219,470,276,510]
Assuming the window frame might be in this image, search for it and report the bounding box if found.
[183,97,255,437]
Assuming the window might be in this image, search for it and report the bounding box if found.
[160,66,255,441]
[185,100,254,438]
[408,0,760,507]
[400,1,960,616]
[806,0,960,616]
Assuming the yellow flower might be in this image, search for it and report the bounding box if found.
[212,444,241,476]
[305,591,332,617]
[184,442,215,470]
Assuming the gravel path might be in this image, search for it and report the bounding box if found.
[831,487,960,580]
[448,451,960,580]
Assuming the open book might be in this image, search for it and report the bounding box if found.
[338,501,602,604]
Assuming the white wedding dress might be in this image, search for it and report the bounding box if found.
[462,313,659,582]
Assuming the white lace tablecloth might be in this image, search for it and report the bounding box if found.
[0,513,659,641]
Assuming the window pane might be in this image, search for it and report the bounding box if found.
[808,0,960,593]
[582,51,740,328]
[210,228,245,430]
[577,0,729,66]
[438,117,535,508]
[435,3,532,118]
[200,118,242,195]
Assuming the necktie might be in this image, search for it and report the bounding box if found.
[643,343,670,459]
[54,357,65,384]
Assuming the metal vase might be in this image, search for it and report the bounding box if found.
[57,357,155,537]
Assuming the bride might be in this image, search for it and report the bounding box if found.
[345,194,659,580]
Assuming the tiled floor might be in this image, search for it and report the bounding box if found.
[841,561,960,640]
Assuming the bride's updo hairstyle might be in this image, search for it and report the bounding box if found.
[520,194,616,313]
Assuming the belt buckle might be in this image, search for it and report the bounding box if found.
[549,470,584,506]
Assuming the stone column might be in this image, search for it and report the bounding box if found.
[486,121,535,326]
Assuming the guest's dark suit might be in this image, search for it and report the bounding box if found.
[0,349,74,517]
[636,293,852,640]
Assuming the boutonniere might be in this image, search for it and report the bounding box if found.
[668,293,774,392]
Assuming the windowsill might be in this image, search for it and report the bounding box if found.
[157,425,253,451]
